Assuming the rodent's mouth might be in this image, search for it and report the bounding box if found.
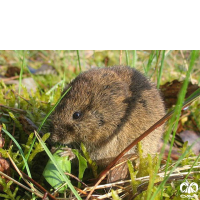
[50,133,77,147]
[50,136,69,148]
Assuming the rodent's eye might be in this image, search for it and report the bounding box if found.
[73,112,82,120]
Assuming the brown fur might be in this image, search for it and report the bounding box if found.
[51,66,165,166]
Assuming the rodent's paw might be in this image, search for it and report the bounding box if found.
[59,147,76,160]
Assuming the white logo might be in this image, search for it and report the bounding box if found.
[180,180,198,199]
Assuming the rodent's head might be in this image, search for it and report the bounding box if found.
[51,68,129,148]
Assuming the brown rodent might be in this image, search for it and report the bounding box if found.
[51,66,165,166]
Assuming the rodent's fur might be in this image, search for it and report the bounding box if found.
[51,66,165,166]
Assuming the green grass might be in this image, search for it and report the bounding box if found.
[0,50,200,199]
[149,50,199,200]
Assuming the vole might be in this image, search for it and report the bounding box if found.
[51,66,165,166]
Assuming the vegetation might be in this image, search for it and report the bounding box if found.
[0,50,200,199]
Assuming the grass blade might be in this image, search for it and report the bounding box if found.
[34,131,82,200]
[148,50,198,200]
[144,51,155,75]
[23,87,72,171]
[77,50,82,72]
[150,141,198,199]
[157,50,165,88]
[18,51,25,109]
[2,127,32,179]
[125,50,129,66]
[18,51,25,96]
[132,50,137,68]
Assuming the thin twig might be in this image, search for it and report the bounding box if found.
[0,75,26,82]
[0,171,34,194]
[7,153,44,198]
[0,104,27,114]
[20,170,57,200]
[8,153,56,200]
[64,172,88,187]
[11,89,33,106]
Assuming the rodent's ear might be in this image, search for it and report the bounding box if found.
[101,80,129,99]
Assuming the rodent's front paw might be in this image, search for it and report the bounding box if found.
[59,147,76,160]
